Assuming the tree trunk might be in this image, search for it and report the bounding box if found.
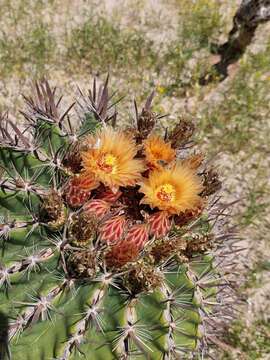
[200,0,270,84]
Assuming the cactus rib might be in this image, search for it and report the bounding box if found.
[0,78,240,359]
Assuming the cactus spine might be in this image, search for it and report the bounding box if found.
[0,78,239,359]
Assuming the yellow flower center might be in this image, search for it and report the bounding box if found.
[97,153,117,174]
[156,183,176,202]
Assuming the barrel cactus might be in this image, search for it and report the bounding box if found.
[0,78,237,359]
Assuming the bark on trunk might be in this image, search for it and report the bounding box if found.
[200,0,270,84]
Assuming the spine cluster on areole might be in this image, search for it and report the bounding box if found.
[0,78,239,360]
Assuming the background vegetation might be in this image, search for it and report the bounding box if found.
[0,0,269,358]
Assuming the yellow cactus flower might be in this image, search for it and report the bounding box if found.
[143,135,176,169]
[139,163,203,214]
[81,127,145,190]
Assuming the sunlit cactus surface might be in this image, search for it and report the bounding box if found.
[0,78,237,360]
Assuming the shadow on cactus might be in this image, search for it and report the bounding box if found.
[0,78,240,359]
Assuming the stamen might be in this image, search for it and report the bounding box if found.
[156,183,176,202]
[97,153,117,174]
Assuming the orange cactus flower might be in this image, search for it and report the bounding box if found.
[99,215,126,244]
[143,135,176,169]
[148,211,172,238]
[105,223,148,268]
[64,174,99,208]
[97,188,122,203]
[81,127,145,191]
[139,163,203,215]
[125,223,149,251]
[84,199,111,218]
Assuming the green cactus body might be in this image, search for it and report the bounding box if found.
[0,79,236,359]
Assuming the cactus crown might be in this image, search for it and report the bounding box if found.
[0,78,238,360]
